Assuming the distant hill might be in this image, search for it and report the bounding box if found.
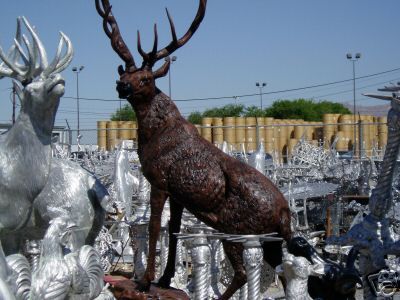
[343,102,390,117]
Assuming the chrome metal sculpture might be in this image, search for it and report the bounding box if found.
[0,16,72,235]
[30,217,104,299]
[0,16,72,295]
[276,252,323,300]
[328,90,400,298]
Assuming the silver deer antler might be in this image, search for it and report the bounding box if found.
[0,17,73,85]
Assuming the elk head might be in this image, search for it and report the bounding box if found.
[0,17,73,124]
[96,0,207,105]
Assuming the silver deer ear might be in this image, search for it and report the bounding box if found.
[12,80,24,103]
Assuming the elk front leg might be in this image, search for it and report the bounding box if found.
[157,198,184,288]
[137,186,167,291]
[219,241,247,300]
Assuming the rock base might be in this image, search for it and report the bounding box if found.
[105,275,189,300]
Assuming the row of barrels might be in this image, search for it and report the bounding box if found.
[197,117,322,153]
[97,114,388,156]
[97,120,137,150]
[323,114,387,153]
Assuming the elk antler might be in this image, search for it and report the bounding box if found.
[95,0,137,73]
[96,0,207,74]
[138,0,207,69]
[0,17,73,86]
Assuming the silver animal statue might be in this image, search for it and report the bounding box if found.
[26,159,109,249]
[0,16,72,293]
[30,217,104,299]
[276,252,324,300]
[329,90,400,298]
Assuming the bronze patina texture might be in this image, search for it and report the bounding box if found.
[96,1,291,298]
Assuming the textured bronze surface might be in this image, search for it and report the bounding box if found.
[96,1,291,298]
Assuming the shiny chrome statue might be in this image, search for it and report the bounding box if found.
[329,90,400,298]
[30,217,105,299]
[0,16,72,296]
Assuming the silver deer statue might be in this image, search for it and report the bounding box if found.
[0,16,72,296]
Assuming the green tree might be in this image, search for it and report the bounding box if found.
[187,111,203,124]
[203,104,245,118]
[111,104,136,121]
[243,105,265,117]
[264,99,350,121]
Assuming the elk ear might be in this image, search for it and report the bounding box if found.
[118,65,125,75]
[153,58,170,79]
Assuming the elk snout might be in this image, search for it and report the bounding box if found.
[116,80,133,99]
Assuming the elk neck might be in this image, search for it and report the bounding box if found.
[16,101,60,145]
[132,88,181,142]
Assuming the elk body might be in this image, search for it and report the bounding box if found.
[96,1,291,298]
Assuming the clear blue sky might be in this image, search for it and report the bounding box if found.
[1,0,400,132]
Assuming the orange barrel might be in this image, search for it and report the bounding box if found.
[264,117,274,142]
[97,121,107,151]
[223,117,236,146]
[256,117,265,146]
[201,117,213,142]
[378,116,388,149]
[235,117,246,149]
[304,122,313,140]
[273,120,281,153]
[245,117,257,152]
[106,121,119,151]
[288,138,298,157]
[212,117,223,145]
[279,123,289,155]
[294,121,305,139]
[289,121,296,139]
[378,116,388,134]
[119,121,130,140]
[323,115,336,149]
[117,121,124,140]
[335,131,350,152]
[131,121,138,140]
[338,114,354,133]
[323,114,339,132]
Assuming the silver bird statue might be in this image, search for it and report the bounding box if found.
[30,217,104,300]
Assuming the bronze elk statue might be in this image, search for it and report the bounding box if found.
[96,1,291,298]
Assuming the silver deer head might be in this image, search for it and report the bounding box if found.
[0,17,73,122]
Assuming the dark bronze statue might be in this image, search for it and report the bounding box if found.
[96,1,291,298]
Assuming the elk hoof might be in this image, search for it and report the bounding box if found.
[157,276,171,289]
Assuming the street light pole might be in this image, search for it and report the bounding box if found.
[72,66,84,138]
[165,56,177,99]
[255,82,267,110]
[346,53,361,156]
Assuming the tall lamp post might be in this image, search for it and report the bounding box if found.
[255,82,267,110]
[72,65,84,138]
[165,56,177,99]
[346,53,361,156]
